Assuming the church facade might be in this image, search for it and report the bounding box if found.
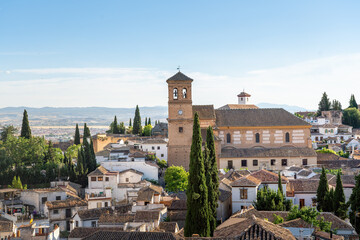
[167,72,317,171]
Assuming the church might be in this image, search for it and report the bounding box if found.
[167,71,317,171]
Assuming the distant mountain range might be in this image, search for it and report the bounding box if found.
[0,103,311,126]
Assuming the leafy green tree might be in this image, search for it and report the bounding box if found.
[254,187,286,211]
[142,125,152,136]
[205,126,219,236]
[132,105,142,135]
[349,94,358,109]
[156,159,167,169]
[0,125,17,142]
[349,174,360,234]
[316,167,329,211]
[331,100,342,110]
[185,112,210,237]
[287,206,332,232]
[119,122,125,134]
[273,214,284,224]
[333,171,347,219]
[343,107,360,128]
[66,144,81,160]
[8,176,27,189]
[74,124,81,145]
[20,110,32,139]
[164,166,188,192]
[317,92,331,116]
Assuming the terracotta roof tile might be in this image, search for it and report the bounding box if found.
[250,169,288,183]
[45,198,87,210]
[231,175,261,187]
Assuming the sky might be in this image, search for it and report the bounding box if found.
[0,1,360,109]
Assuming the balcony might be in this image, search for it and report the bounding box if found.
[85,188,112,199]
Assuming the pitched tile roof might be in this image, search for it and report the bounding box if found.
[329,175,356,187]
[215,108,310,127]
[278,218,312,228]
[134,210,161,222]
[312,231,345,240]
[215,215,296,240]
[250,169,288,184]
[192,105,216,120]
[118,169,144,176]
[0,216,13,232]
[237,91,251,97]
[45,197,87,210]
[77,204,132,220]
[223,169,243,181]
[166,72,193,82]
[68,227,128,239]
[231,175,261,187]
[142,138,168,144]
[83,231,178,240]
[218,104,259,110]
[317,152,348,161]
[221,147,317,158]
[219,188,232,202]
[98,213,135,224]
[137,185,163,202]
[288,179,320,193]
[88,166,117,176]
[297,169,313,177]
[168,199,187,210]
[159,222,179,233]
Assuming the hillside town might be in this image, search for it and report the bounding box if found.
[1,72,360,240]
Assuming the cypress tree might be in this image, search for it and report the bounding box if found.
[145,117,148,126]
[89,139,97,172]
[331,100,342,111]
[113,116,120,134]
[129,118,132,127]
[324,188,334,212]
[349,94,358,109]
[83,123,90,143]
[184,112,210,237]
[133,105,142,135]
[205,126,219,236]
[44,141,55,163]
[333,171,347,219]
[278,172,283,195]
[74,124,81,145]
[317,92,331,116]
[349,174,360,233]
[148,118,151,126]
[316,167,329,211]
[20,109,31,139]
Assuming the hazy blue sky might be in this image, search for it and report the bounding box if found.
[1,1,360,109]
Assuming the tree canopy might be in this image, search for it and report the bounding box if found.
[317,92,331,116]
[164,166,188,192]
[20,110,31,139]
[132,105,142,135]
[331,99,342,110]
[343,107,360,128]
[349,94,358,109]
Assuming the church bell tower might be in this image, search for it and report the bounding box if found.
[166,72,193,170]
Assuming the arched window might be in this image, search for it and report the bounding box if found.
[325,129,328,133]
[285,132,290,143]
[255,133,260,143]
[182,88,187,98]
[226,133,231,143]
[173,88,178,100]
[331,129,334,133]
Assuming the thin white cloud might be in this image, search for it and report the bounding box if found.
[2,53,360,109]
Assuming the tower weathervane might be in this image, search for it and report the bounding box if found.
[177,66,181,72]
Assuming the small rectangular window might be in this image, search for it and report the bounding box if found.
[53,209,59,214]
[56,196,61,201]
[152,146,155,150]
[76,221,79,227]
[42,197,47,204]
[302,159,308,166]
[98,177,103,181]
[161,154,164,157]
[91,177,96,181]
[271,159,276,166]
[241,160,247,167]
[253,160,258,166]
[105,202,108,207]
[126,178,129,182]
[240,189,248,199]
[105,177,109,181]
[228,160,233,169]
[179,127,183,133]
[157,146,160,150]
[281,159,288,166]
[97,202,102,208]
[91,221,97,227]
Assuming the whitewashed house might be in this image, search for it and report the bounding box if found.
[140,139,168,161]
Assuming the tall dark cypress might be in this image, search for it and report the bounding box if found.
[145,117,148,126]
[148,118,151,125]
[205,126,219,236]
[113,116,120,134]
[349,174,360,233]
[20,109,31,139]
[133,105,142,134]
[316,167,329,211]
[185,112,210,237]
[83,123,91,143]
[89,138,97,171]
[278,172,283,195]
[333,171,347,219]
[129,118,132,127]
[74,124,81,145]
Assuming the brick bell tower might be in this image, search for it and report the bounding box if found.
[166,71,193,170]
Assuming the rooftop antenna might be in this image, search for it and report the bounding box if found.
[177,66,181,72]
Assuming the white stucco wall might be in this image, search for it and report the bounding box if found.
[292,193,316,207]
[141,143,168,161]
[101,161,158,181]
[119,171,143,183]
[232,187,257,213]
